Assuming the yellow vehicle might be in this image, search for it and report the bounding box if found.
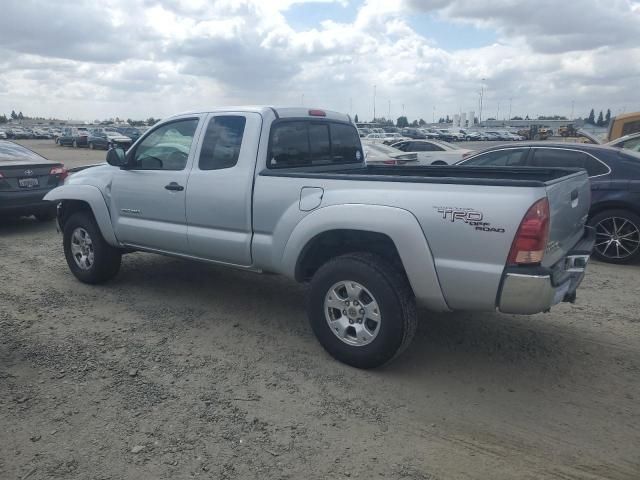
[607,112,640,141]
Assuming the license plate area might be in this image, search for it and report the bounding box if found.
[18,177,39,188]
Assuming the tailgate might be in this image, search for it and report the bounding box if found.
[543,170,591,267]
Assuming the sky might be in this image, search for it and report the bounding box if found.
[0,0,639,122]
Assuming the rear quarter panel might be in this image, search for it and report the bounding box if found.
[252,172,548,312]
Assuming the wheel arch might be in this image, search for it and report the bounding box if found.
[282,204,450,311]
[44,185,118,246]
[588,201,640,220]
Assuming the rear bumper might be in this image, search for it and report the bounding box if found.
[498,227,595,315]
[0,189,56,215]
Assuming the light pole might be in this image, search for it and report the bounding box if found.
[373,84,376,122]
[479,78,485,124]
[570,100,574,119]
[508,97,512,121]
[432,106,435,123]
[388,99,391,119]
[496,101,500,121]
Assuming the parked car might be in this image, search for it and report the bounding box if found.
[45,106,594,368]
[10,128,31,139]
[457,143,640,264]
[459,129,482,141]
[362,142,418,165]
[0,140,67,220]
[115,127,142,143]
[401,128,427,139]
[0,130,7,139]
[606,132,640,153]
[56,128,73,146]
[87,128,132,150]
[391,139,474,165]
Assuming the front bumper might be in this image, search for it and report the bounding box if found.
[498,227,595,315]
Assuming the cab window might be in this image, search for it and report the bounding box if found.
[198,116,246,170]
[269,121,362,168]
[131,119,199,171]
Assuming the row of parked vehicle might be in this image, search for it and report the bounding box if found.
[55,126,144,150]
[358,126,526,143]
[0,126,58,140]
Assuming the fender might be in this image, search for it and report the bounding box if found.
[44,185,119,246]
[281,204,450,312]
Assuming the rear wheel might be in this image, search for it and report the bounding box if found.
[307,252,417,369]
[63,212,122,283]
[589,209,640,264]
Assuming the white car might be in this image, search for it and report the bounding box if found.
[390,139,474,165]
[362,141,418,166]
[0,130,7,139]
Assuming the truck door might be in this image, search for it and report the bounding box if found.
[185,112,262,266]
[109,116,202,254]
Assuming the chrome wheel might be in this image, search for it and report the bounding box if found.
[324,280,381,347]
[594,216,640,260]
[70,227,94,270]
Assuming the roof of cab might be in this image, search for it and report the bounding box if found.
[165,106,352,123]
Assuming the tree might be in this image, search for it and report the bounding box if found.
[587,109,595,125]
[410,119,419,127]
[418,118,426,126]
[0,114,7,124]
[146,117,159,126]
[445,115,451,123]
[396,116,409,128]
[354,114,359,123]
[18,111,24,120]
[511,116,523,120]
[596,110,604,126]
[605,109,611,124]
[525,114,530,120]
[11,110,17,120]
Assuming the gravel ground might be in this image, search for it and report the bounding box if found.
[1,140,639,479]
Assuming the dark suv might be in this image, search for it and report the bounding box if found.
[458,142,640,264]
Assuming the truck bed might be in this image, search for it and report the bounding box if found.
[261,164,585,187]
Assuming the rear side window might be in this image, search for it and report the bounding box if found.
[268,121,362,168]
[199,116,246,170]
[531,149,609,177]
[465,149,527,166]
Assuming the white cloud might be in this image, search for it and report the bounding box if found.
[0,0,638,121]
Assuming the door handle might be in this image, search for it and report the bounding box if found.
[164,182,184,192]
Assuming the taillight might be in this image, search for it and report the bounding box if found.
[507,198,550,265]
[308,109,326,117]
[0,172,3,179]
[50,166,68,180]
[382,159,397,165]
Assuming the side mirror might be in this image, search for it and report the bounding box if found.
[106,147,127,167]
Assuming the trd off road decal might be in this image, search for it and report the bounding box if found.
[435,206,506,233]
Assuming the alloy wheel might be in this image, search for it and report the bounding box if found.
[324,280,381,346]
[594,216,640,260]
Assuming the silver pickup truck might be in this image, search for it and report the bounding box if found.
[44,107,594,368]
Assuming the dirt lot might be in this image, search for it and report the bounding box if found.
[1,141,640,479]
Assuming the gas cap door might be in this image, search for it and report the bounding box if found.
[299,187,324,211]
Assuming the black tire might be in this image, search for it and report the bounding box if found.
[431,160,447,165]
[307,252,417,369]
[588,209,640,264]
[34,209,56,222]
[63,212,122,284]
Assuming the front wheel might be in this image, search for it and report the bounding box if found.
[63,212,122,283]
[589,209,640,264]
[307,253,417,369]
